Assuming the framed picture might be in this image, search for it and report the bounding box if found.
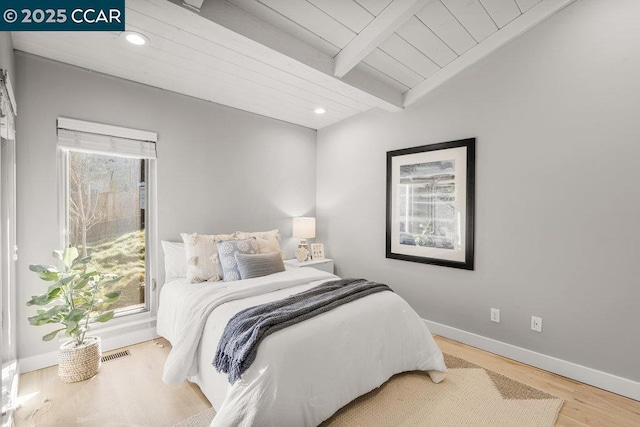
[310,243,325,260]
[386,138,475,270]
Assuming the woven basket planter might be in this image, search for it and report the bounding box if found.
[58,336,102,383]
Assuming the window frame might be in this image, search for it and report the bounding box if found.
[56,119,158,331]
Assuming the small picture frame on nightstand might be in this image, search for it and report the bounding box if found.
[311,243,325,260]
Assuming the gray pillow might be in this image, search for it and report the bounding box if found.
[217,238,259,281]
[235,252,285,280]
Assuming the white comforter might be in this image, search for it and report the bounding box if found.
[157,267,446,427]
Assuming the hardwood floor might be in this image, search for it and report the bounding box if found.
[13,336,640,426]
[14,339,211,426]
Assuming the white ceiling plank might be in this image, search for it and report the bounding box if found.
[131,0,403,111]
[515,0,542,13]
[379,33,440,78]
[134,30,362,117]
[221,0,340,57]
[306,0,374,33]
[126,9,369,114]
[182,0,204,11]
[14,35,339,129]
[404,0,577,106]
[334,0,431,77]
[350,62,410,94]
[257,0,355,48]
[363,48,424,88]
[416,1,477,55]
[396,16,457,67]
[441,0,499,42]
[355,0,393,16]
[480,0,521,28]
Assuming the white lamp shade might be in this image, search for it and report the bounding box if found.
[292,217,316,239]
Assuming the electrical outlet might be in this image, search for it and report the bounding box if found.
[531,316,543,332]
[490,308,500,323]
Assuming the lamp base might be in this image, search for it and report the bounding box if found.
[295,247,309,262]
[296,239,309,261]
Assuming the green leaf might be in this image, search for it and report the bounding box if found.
[39,271,59,281]
[42,328,65,341]
[71,256,92,269]
[26,287,62,306]
[71,274,98,293]
[65,308,86,323]
[104,291,121,299]
[73,275,93,290]
[30,264,58,273]
[101,276,122,286]
[28,315,52,326]
[27,305,65,325]
[64,321,78,336]
[53,275,76,290]
[46,282,62,295]
[94,311,115,323]
[62,247,79,269]
[30,264,60,281]
[79,271,99,281]
[53,250,64,261]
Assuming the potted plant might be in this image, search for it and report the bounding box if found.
[27,247,121,383]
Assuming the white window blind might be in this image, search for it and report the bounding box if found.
[57,117,157,159]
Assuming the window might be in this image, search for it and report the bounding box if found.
[57,118,156,316]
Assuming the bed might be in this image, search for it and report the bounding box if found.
[157,264,446,426]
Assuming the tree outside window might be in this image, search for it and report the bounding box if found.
[68,151,147,312]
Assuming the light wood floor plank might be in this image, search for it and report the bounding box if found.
[13,336,640,426]
[14,339,210,426]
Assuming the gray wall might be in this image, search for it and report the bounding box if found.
[317,0,640,381]
[15,53,316,359]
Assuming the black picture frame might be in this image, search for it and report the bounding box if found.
[386,138,475,270]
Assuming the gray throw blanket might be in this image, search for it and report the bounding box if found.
[213,278,392,384]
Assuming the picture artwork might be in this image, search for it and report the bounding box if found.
[386,138,475,270]
[311,243,325,260]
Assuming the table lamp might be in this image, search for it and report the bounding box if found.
[292,217,315,262]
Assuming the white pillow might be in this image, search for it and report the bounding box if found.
[180,232,236,283]
[161,241,188,281]
[236,229,281,256]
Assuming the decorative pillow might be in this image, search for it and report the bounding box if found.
[181,232,236,283]
[236,229,282,256]
[161,241,187,281]
[235,252,285,280]
[217,238,259,282]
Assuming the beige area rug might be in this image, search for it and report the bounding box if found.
[174,353,563,427]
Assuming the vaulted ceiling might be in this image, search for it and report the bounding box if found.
[12,0,574,129]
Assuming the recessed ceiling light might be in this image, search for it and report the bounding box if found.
[122,31,149,46]
[314,107,326,115]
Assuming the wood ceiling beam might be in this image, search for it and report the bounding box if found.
[403,0,577,106]
[333,0,431,78]
[179,0,403,111]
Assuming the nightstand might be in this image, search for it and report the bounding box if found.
[284,258,334,274]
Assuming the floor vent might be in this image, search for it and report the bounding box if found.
[101,349,131,363]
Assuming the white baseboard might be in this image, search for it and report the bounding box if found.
[425,319,640,401]
[19,327,159,374]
